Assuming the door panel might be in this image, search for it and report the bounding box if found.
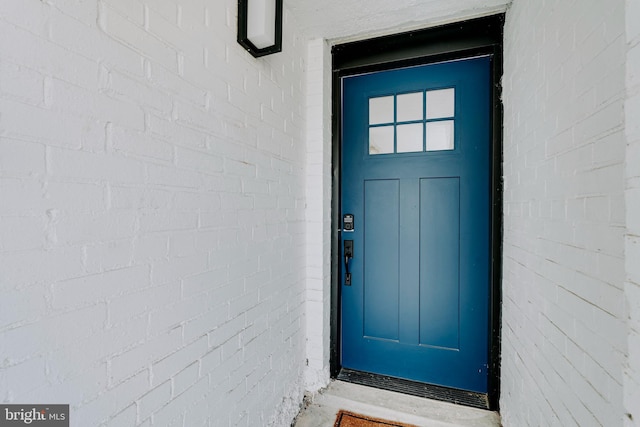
[419,177,460,350]
[340,56,491,393]
[363,179,399,341]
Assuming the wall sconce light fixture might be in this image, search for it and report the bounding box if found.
[237,0,283,58]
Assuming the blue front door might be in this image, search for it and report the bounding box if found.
[341,56,491,393]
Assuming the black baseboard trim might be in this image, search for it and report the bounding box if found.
[337,368,490,410]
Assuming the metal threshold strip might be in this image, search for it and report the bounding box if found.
[337,368,490,410]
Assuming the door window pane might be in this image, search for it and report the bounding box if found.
[426,88,455,119]
[369,126,394,154]
[367,88,456,155]
[397,92,423,122]
[369,96,394,125]
[426,120,454,151]
[396,123,423,153]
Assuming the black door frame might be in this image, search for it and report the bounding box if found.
[330,14,505,410]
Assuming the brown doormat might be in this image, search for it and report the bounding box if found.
[334,410,417,427]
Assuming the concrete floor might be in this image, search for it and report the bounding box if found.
[293,381,501,427]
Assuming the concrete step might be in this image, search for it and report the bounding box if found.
[293,380,501,427]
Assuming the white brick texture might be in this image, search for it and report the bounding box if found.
[303,38,332,391]
[502,0,628,426]
[625,0,640,425]
[0,0,307,425]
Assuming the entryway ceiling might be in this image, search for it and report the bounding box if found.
[285,0,511,41]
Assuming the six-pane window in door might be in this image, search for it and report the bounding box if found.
[367,88,456,155]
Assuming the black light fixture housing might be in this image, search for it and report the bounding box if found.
[237,0,283,58]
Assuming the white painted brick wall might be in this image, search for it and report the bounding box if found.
[303,38,332,391]
[625,0,640,424]
[0,0,308,425]
[502,0,628,425]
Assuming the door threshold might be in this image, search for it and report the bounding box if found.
[337,368,490,410]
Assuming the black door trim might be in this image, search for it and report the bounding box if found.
[330,14,505,411]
